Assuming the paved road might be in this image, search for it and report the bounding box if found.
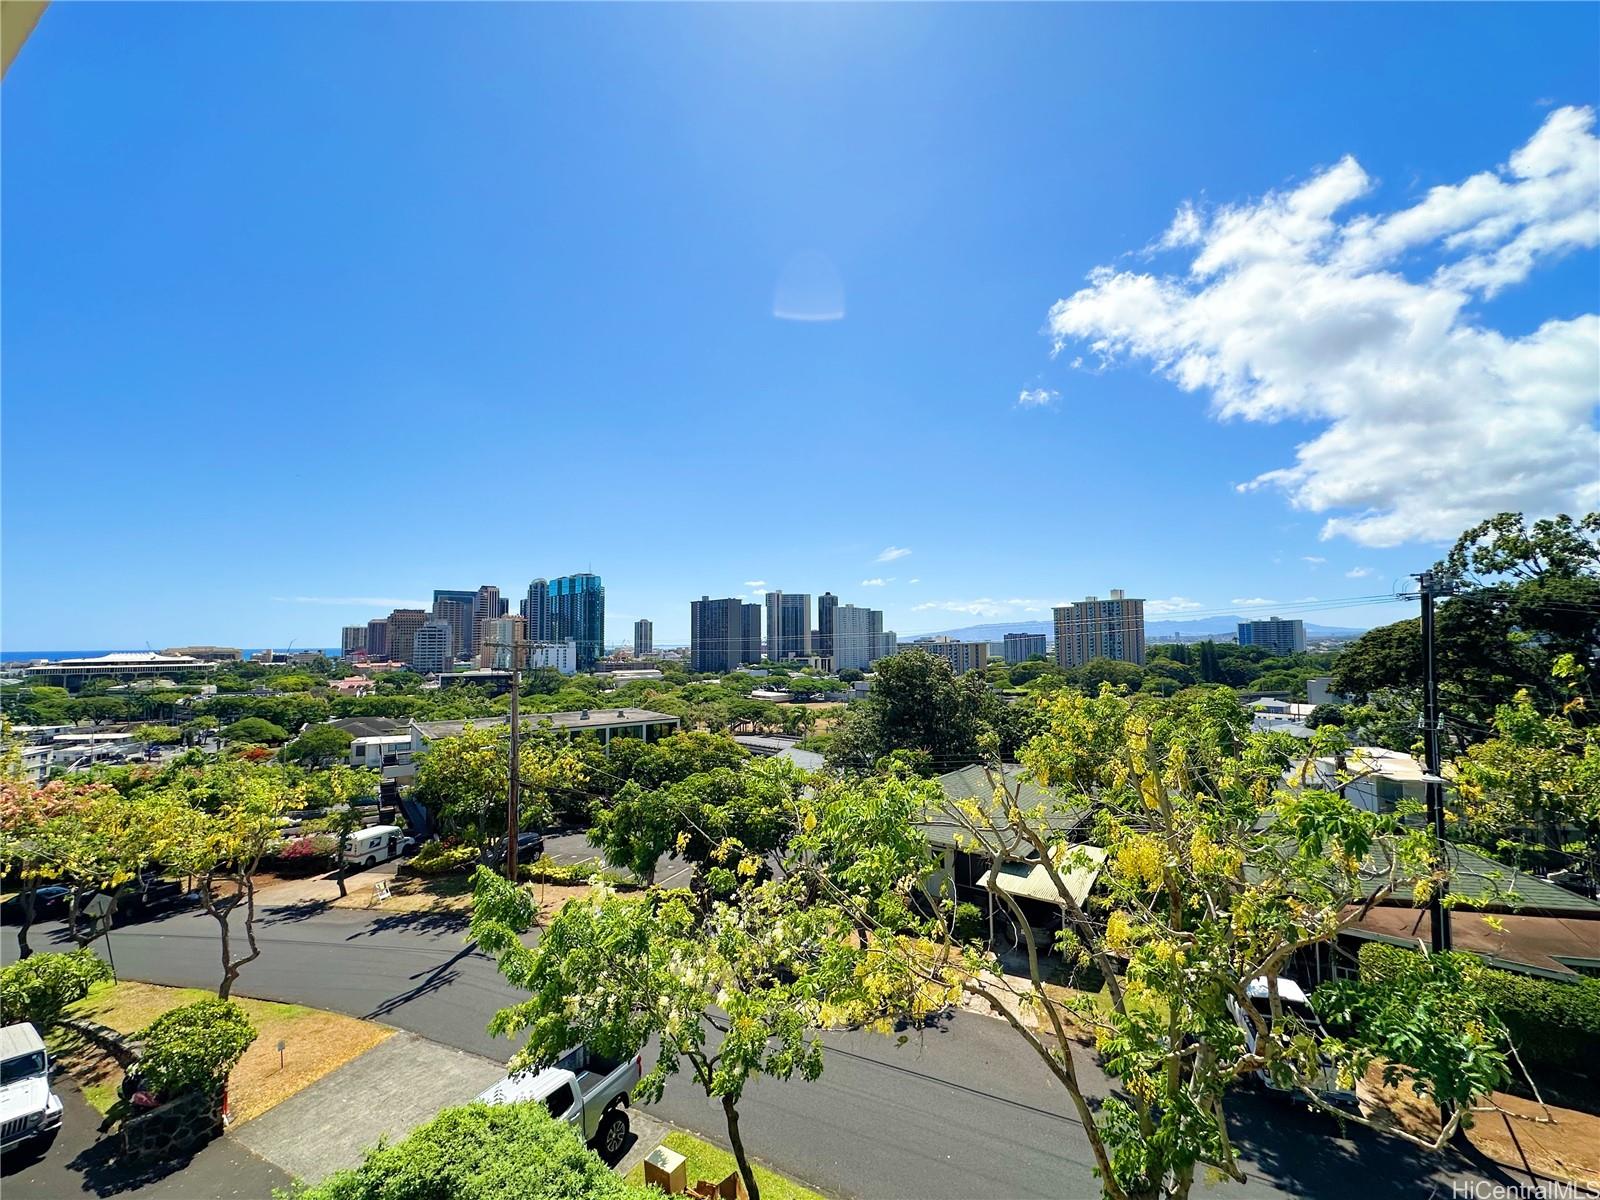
[2,903,1522,1200]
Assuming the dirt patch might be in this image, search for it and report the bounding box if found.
[1359,1062,1600,1188]
[332,872,473,914]
[62,981,394,1127]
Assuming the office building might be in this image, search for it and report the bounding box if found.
[1237,617,1306,655]
[832,605,873,672]
[340,626,368,657]
[1003,633,1047,664]
[521,579,551,642]
[634,618,653,658]
[550,573,605,671]
[365,618,389,661]
[764,590,812,660]
[161,646,243,662]
[478,615,525,669]
[411,620,453,674]
[433,590,478,657]
[527,640,578,675]
[914,638,988,674]
[816,592,838,658]
[384,609,427,667]
[471,586,505,650]
[1053,590,1146,668]
[691,596,759,673]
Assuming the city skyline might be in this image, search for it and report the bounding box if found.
[4,5,1594,651]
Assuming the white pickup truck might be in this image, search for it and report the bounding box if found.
[476,1045,643,1161]
[1,1022,64,1155]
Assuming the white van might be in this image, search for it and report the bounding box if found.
[342,824,403,869]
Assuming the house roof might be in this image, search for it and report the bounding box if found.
[920,763,1091,856]
[1358,842,1600,917]
[1342,906,1600,980]
[326,717,408,739]
[975,844,1106,907]
[413,709,681,741]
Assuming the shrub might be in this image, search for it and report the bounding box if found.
[1350,941,1600,1071]
[136,999,257,1100]
[283,1101,656,1200]
[952,902,986,943]
[408,840,480,876]
[0,949,114,1029]
[278,835,335,861]
[518,856,635,889]
[224,717,290,745]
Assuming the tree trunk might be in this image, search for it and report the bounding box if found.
[720,1094,760,1200]
[16,882,36,960]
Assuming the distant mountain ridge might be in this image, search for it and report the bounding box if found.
[905,616,1367,641]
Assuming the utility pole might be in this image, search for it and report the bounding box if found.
[505,638,525,882]
[1413,571,1452,953]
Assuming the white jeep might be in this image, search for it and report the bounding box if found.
[1,1022,64,1155]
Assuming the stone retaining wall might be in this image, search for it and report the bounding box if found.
[57,1017,141,1069]
[120,1088,225,1161]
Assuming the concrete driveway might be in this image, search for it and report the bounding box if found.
[1,1076,288,1200]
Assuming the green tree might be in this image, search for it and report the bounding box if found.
[156,762,295,998]
[470,868,857,1200]
[135,998,257,1101]
[794,690,1499,1200]
[303,766,381,897]
[827,649,992,773]
[224,717,290,745]
[284,724,354,767]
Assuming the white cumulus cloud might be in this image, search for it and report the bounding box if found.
[743,580,766,589]
[1016,387,1060,409]
[1345,566,1375,578]
[1302,556,1327,565]
[1232,597,1279,608]
[860,578,891,587]
[876,546,912,562]
[912,598,1045,618]
[1048,106,1600,548]
[1145,597,1204,616]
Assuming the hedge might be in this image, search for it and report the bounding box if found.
[407,840,480,876]
[1354,941,1600,1069]
[0,949,114,1029]
[136,999,257,1100]
[283,1101,656,1200]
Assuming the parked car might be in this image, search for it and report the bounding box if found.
[486,831,546,867]
[0,886,72,922]
[1226,976,1358,1111]
[476,1044,642,1161]
[343,825,404,870]
[111,875,194,922]
[1,1022,64,1155]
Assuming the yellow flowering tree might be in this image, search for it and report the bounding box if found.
[792,687,1490,1200]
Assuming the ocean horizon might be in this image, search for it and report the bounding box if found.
[2,649,339,664]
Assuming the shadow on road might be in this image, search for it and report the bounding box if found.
[1225,1090,1513,1196]
[258,899,333,925]
[59,1136,199,1197]
[343,908,471,939]
[362,941,480,1020]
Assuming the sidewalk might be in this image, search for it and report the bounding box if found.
[252,861,401,910]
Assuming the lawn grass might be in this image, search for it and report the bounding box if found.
[627,1130,826,1200]
[332,871,475,913]
[57,980,394,1124]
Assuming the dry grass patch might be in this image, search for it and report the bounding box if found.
[332,871,474,914]
[63,981,394,1126]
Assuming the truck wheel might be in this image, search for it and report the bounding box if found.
[595,1109,629,1162]
[364,856,377,869]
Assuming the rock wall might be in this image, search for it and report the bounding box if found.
[119,1089,224,1161]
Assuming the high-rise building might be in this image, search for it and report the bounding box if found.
[433,590,477,658]
[763,591,812,660]
[1053,590,1146,668]
[526,640,577,675]
[385,609,427,666]
[411,620,453,674]
[479,615,526,669]
[816,592,838,658]
[634,618,653,658]
[834,605,896,671]
[340,625,368,657]
[912,638,988,674]
[472,586,503,652]
[550,574,605,671]
[1237,617,1306,655]
[1003,632,1048,664]
[365,618,389,661]
[691,596,759,673]
[521,579,551,643]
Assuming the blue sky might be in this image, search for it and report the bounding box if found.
[4,4,1596,648]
